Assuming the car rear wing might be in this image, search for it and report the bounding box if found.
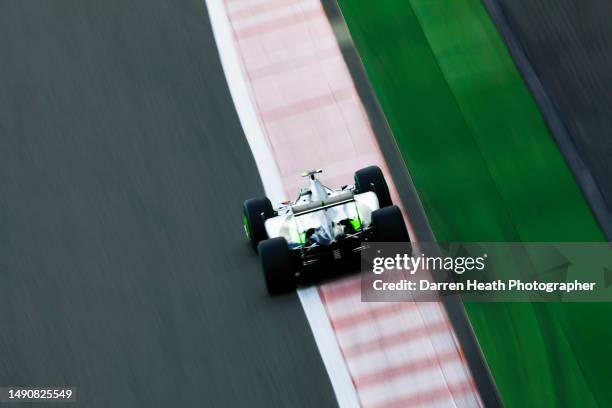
[291,190,354,216]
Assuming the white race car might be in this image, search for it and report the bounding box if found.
[243,166,409,295]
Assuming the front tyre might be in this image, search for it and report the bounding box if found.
[372,205,410,242]
[243,197,274,251]
[258,237,296,295]
[354,165,392,208]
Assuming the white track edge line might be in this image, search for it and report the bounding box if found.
[204,1,360,407]
[297,287,360,408]
[203,0,285,206]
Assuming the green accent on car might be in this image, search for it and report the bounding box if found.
[288,217,305,245]
[350,218,362,231]
[339,1,609,407]
[242,214,250,239]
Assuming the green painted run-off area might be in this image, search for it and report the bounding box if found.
[338,0,611,406]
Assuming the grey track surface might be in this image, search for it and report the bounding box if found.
[486,0,612,236]
[0,1,336,407]
[321,2,503,407]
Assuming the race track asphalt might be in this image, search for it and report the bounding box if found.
[0,1,336,407]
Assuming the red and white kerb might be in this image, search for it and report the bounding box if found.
[216,0,483,406]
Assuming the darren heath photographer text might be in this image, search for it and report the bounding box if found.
[370,253,597,293]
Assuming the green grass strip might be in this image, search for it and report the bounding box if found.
[338,0,611,406]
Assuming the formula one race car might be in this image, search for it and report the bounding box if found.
[243,165,410,295]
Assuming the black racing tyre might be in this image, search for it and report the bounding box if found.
[258,237,296,295]
[243,197,274,251]
[372,205,410,242]
[354,165,392,208]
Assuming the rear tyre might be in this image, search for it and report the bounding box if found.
[354,165,392,208]
[243,197,274,251]
[258,237,296,295]
[372,205,410,242]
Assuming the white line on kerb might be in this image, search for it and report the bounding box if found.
[203,1,360,407]
[297,287,360,408]
[202,0,285,207]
